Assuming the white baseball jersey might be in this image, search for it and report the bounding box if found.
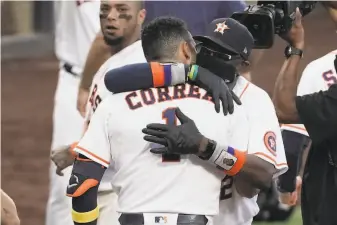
[84,40,146,192]
[54,0,100,70]
[281,50,337,136]
[75,82,252,215]
[214,76,288,225]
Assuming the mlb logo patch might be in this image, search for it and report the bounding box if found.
[155,216,167,223]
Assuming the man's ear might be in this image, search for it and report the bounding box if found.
[138,9,146,25]
[182,42,192,62]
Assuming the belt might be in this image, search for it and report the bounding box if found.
[62,62,81,77]
[118,213,208,225]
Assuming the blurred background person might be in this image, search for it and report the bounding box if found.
[46,1,103,225]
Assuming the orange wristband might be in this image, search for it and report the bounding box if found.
[225,148,246,176]
[212,145,246,176]
[69,141,79,158]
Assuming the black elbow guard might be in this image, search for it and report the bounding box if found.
[67,154,106,224]
[278,130,310,192]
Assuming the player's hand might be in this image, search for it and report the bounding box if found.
[279,176,302,206]
[193,66,241,115]
[279,7,304,49]
[142,108,205,155]
[51,145,75,176]
[77,87,89,118]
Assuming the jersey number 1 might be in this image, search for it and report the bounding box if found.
[161,108,181,162]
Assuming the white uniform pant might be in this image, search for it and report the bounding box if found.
[45,69,118,225]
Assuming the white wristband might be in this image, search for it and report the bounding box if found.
[209,144,238,171]
[170,63,187,85]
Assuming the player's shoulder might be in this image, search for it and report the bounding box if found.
[235,76,276,116]
[106,41,146,70]
[236,76,271,103]
[304,50,337,73]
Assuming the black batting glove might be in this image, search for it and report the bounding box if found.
[142,108,204,155]
[188,65,241,115]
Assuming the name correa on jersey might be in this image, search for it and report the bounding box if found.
[125,84,213,110]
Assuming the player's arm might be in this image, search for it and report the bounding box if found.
[105,63,241,115]
[1,189,20,225]
[272,8,305,124]
[80,31,112,91]
[66,101,112,225]
[77,31,113,117]
[51,119,91,176]
[143,105,287,193]
[277,58,314,195]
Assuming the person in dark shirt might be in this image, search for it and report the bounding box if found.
[273,6,337,225]
[144,1,246,36]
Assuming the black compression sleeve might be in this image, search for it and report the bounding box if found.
[72,185,98,225]
[104,63,189,93]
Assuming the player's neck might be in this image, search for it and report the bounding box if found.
[111,29,141,54]
[157,59,181,64]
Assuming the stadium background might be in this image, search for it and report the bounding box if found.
[1,1,336,225]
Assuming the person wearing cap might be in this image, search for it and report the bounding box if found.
[102,17,288,225]
[144,1,246,36]
[76,1,248,118]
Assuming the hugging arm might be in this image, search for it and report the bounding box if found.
[105,63,241,115]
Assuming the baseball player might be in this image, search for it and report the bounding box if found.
[47,1,100,225]
[67,17,250,225]
[102,17,289,225]
[71,17,287,225]
[52,1,146,225]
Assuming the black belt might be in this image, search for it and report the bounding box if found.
[118,213,208,225]
[63,63,79,77]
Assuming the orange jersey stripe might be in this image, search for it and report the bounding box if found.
[281,124,307,132]
[75,145,110,165]
[254,152,287,167]
[239,83,250,99]
[150,62,165,87]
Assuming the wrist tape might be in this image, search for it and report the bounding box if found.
[209,144,246,176]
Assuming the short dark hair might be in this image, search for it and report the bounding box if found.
[141,16,189,61]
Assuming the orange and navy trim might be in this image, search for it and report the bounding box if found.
[150,62,172,87]
[74,145,110,167]
[253,152,288,169]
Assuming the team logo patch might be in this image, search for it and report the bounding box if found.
[215,150,237,170]
[223,158,235,167]
[214,21,230,35]
[155,216,167,224]
[264,131,277,156]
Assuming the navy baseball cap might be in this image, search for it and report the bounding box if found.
[194,18,254,61]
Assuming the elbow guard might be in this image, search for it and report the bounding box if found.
[278,130,310,192]
[67,154,106,224]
